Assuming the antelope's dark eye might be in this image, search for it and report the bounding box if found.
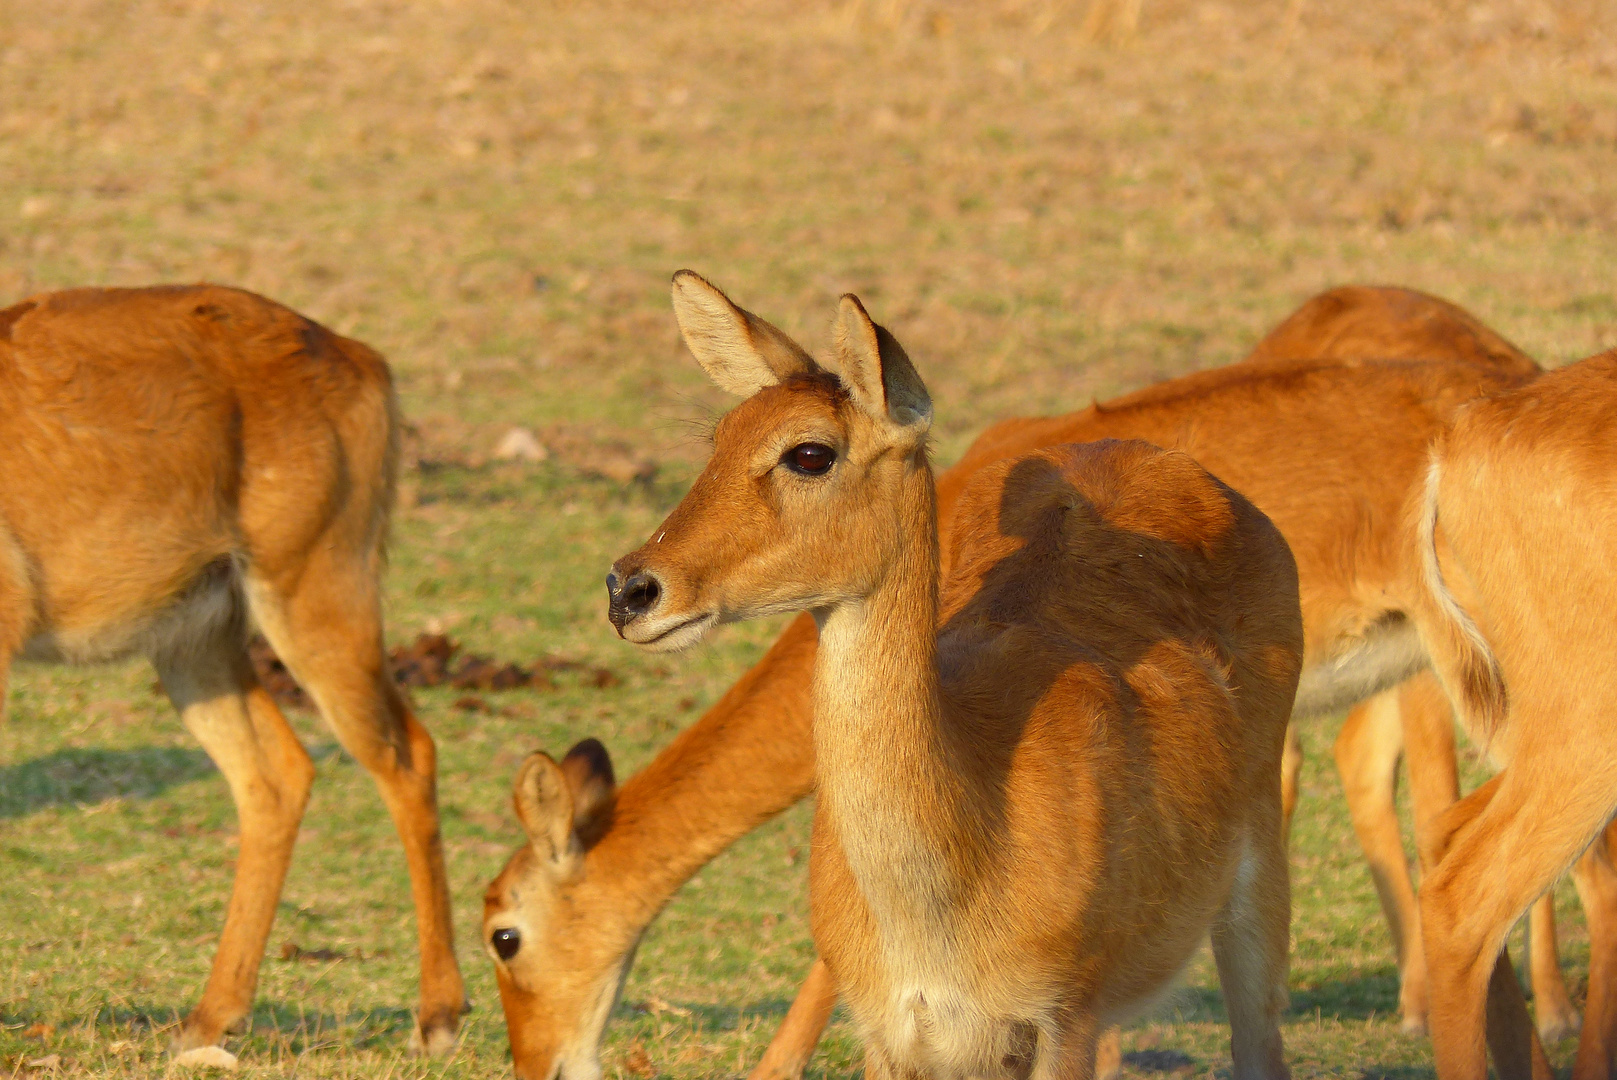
[491,927,521,960]
[784,443,836,475]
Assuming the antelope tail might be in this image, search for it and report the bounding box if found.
[1417,450,1508,743]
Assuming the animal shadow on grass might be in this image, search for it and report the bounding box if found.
[1121,1047,1197,1074]
[93,1001,417,1054]
[1116,979,1418,1077]
[615,995,804,1030]
[1286,969,1406,1023]
[0,746,217,819]
[0,744,340,819]
[1167,970,1404,1026]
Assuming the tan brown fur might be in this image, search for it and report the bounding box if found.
[481,285,1558,1080]
[606,277,1303,1079]
[1242,284,1539,375]
[0,285,464,1055]
[1412,351,1617,1080]
[748,955,842,1080]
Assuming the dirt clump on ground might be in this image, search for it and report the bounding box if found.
[246,633,619,711]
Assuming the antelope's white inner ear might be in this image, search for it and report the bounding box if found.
[833,293,932,436]
[671,270,819,397]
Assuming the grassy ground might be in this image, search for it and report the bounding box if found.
[2,0,1615,1075]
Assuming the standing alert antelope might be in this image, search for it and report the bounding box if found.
[0,286,464,1055]
[1414,349,1617,1080]
[481,285,1562,1080]
[603,273,1303,1079]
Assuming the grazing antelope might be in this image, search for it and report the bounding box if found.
[0,286,464,1055]
[1414,349,1617,1080]
[481,285,1556,1080]
[606,273,1305,1079]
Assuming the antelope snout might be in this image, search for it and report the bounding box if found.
[605,564,662,632]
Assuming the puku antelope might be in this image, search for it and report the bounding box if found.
[481,285,1558,1080]
[1414,349,1617,1080]
[606,274,1304,1079]
[0,286,464,1055]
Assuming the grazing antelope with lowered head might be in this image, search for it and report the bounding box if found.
[481,285,1563,1080]
[0,285,464,1056]
[1414,349,1617,1080]
[603,273,1303,1079]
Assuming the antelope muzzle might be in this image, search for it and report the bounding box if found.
[605,565,662,633]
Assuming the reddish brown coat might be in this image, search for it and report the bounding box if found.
[481,286,1548,1080]
[605,280,1301,1079]
[1414,351,1617,1080]
[0,285,464,1056]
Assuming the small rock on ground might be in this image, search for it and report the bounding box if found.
[170,1046,239,1071]
[492,426,549,462]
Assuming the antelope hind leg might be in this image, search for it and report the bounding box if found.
[748,957,838,1080]
[1333,685,1429,1034]
[1527,892,1580,1044]
[157,639,315,1052]
[1279,723,1302,839]
[1032,1012,1102,1080]
[1421,773,1564,1080]
[1399,673,1581,1046]
[247,563,465,1054]
[1570,820,1617,1079]
[1209,816,1291,1080]
[0,525,29,721]
[1095,1027,1121,1080]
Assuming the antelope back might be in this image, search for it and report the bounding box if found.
[0,285,396,662]
[938,356,1537,716]
[1243,284,1537,375]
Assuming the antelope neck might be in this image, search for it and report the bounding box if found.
[582,750,791,933]
[810,453,980,939]
[576,612,821,932]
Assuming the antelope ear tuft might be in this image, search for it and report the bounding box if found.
[833,294,932,437]
[671,271,819,397]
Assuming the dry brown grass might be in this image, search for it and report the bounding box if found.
[5,0,1615,464]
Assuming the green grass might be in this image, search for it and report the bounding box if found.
[3,0,1614,1074]
[0,460,1593,1079]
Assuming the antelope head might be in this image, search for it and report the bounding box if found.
[607,271,933,647]
[483,739,627,1080]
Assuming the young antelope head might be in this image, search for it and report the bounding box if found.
[482,739,623,1080]
[608,271,932,646]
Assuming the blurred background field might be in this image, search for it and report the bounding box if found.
[1,0,1614,1075]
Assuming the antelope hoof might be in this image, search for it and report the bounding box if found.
[1537,1008,1581,1044]
[410,1007,462,1057]
[170,1010,241,1056]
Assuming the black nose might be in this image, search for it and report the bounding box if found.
[622,573,660,614]
[607,569,661,630]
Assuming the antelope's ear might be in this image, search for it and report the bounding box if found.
[559,738,616,844]
[833,294,932,439]
[671,271,819,396]
[512,752,576,863]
